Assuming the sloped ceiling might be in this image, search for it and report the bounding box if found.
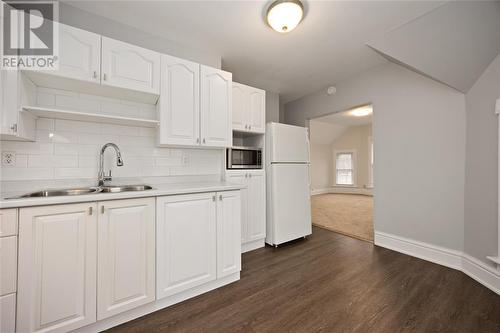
[367,1,500,93]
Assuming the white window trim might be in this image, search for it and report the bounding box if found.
[333,149,357,187]
[368,136,374,188]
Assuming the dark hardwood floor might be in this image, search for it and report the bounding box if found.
[107,227,500,333]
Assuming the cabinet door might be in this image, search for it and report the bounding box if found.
[97,198,155,320]
[156,193,217,299]
[158,54,200,146]
[247,171,266,241]
[0,69,19,136]
[17,203,97,333]
[56,23,101,83]
[247,87,266,133]
[226,172,249,243]
[0,293,16,333]
[216,191,241,278]
[200,65,232,147]
[231,82,247,132]
[101,37,160,94]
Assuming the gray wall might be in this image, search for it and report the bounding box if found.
[464,54,500,264]
[285,63,466,251]
[59,3,221,68]
[265,91,280,123]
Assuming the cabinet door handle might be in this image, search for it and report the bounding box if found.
[88,207,93,215]
[219,194,223,201]
[196,138,200,144]
[249,125,252,130]
[245,125,248,129]
[212,195,216,202]
[10,124,17,133]
[203,138,206,144]
[103,73,107,81]
[93,71,98,79]
[101,206,105,214]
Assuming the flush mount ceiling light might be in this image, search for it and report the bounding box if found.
[266,0,304,33]
[350,105,373,117]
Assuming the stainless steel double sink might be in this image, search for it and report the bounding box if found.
[8,185,153,199]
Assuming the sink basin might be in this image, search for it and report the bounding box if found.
[100,185,153,193]
[6,184,153,199]
[10,187,102,199]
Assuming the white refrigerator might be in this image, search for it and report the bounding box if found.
[265,122,312,246]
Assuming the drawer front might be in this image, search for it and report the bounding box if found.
[0,236,17,296]
[0,293,16,333]
[0,209,17,237]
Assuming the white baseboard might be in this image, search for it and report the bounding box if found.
[74,273,240,333]
[310,187,373,196]
[242,239,265,253]
[310,188,331,195]
[375,231,500,295]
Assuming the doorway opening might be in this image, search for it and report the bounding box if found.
[308,105,374,242]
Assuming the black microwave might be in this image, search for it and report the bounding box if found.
[226,147,262,169]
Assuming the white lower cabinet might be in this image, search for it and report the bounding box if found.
[97,198,155,320]
[1,293,16,333]
[156,190,241,299]
[17,203,98,333]
[156,193,217,298]
[216,191,242,277]
[17,198,156,332]
[226,170,266,250]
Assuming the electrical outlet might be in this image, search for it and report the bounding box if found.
[2,152,16,166]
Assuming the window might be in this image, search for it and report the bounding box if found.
[335,151,355,186]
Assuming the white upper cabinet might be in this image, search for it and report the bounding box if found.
[1,69,36,141]
[56,23,101,83]
[216,191,242,278]
[231,83,247,132]
[231,82,266,134]
[200,65,232,147]
[17,203,97,333]
[97,198,155,320]
[247,87,266,133]
[158,54,200,146]
[156,193,217,299]
[101,37,160,94]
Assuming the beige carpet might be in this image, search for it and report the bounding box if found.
[311,193,374,242]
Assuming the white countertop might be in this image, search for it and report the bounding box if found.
[0,181,245,209]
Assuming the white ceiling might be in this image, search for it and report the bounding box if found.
[65,0,444,103]
[313,109,373,127]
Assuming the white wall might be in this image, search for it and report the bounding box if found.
[464,54,500,265]
[285,63,466,251]
[59,3,221,68]
[331,125,372,189]
[310,143,331,192]
[265,91,280,123]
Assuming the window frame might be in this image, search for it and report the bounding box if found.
[333,149,357,187]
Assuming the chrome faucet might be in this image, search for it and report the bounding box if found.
[98,143,124,186]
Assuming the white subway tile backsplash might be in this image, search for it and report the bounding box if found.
[1,168,53,180]
[0,87,222,183]
[55,119,101,134]
[36,118,55,131]
[1,142,53,155]
[29,155,78,168]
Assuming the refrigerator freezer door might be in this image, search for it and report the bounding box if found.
[267,163,312,245]
[268,123,310,163]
